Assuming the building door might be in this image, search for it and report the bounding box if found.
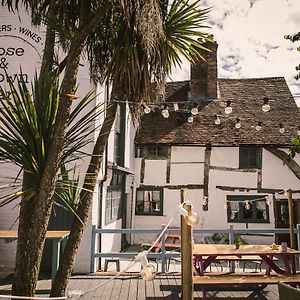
[40,206,73,272]
[275,199,299,248]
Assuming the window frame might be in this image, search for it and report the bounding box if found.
[105,172,124,224]
[239,146,262,169]
[136,145,168,159]
[135,187,164,216]
[227,195,270,223]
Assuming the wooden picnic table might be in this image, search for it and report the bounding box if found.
[193,244,300,276]
[142,233,181,253]
[0,230,70,284]
[142,242,181,252]
[193,244,300,300]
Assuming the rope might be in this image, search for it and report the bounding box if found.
[78,202,186,298]
[82,258,137,296]
[0,295,67,300]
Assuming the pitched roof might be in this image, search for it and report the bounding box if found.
[135,77,300,146]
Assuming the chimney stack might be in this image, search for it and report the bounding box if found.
[190,36,218,101]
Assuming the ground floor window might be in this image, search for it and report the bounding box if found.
[227,195,269,223]
[105,172,124,224]
[136,188,163,215]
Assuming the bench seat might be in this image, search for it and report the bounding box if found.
[200,255,277,261]
[193,274,300,285]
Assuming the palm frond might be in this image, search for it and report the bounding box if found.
[0,71,104,215]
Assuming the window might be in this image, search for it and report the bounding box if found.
[114,106,122,165]
[136,188,163,215]
[105,172,124,224]
[135,145,168,159]
[239,146,261,169]
[227,195,269,223]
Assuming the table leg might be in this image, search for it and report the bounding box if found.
[265,254,273,275]
[194,256,201,276]
[51,238,61,284]
[282,254,292,275]
[202,255,218,272]
[260,255,286,275]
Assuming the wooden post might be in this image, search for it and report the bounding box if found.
[287,189,296,249]
[180,189,193,300]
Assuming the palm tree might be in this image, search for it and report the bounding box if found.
[1,0,115,295]
[0,72,104,295]
[51,0,210,296]
[1,0,210,296]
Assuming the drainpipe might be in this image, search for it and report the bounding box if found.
[130,182,137,245]
[97,82,110,269]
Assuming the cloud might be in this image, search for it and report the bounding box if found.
[170,0,300,104]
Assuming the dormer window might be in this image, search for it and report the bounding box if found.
[136,145,168,159]
[239,146,261,169]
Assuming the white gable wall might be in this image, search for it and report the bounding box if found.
[0,7,111,274]
[262,148,300,189]
[133,145,299,245]
[143,160,167,185]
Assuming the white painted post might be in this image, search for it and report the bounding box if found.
[161,224,166,273]
[229,225,235,273]
[297,224,300,269]
[90,225,96,272]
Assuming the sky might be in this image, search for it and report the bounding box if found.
[170,0,300,105]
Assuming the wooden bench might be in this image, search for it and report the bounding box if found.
[198,255,275,273]
[193,274,300,285]
[194,274,300,299]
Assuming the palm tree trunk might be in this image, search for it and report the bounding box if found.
[50,97,118,297]
[40,0,56,76]
[12,3,111,296]
[12,172,41,295]
[12,23,88,298]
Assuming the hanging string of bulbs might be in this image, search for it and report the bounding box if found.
[214,189,291,210]
[115,97,300,135]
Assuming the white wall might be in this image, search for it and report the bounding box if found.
[262,148,300,189]
[143,160,167,185]
[133,145,299,244]
[0,7,100,274]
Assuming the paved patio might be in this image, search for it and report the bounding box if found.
[0,273,280,299]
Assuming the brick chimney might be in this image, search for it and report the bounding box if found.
[190,36,218,101]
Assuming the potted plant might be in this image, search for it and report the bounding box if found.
[234,235,245,249]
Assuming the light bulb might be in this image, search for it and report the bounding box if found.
[262,104,270,112]
[279,123,285,134]
[284,189,288,197]
[214,115,221,125]
[162,108,169,118]
[184,211,199,226]
[203,196,208,206]
[245,201,251,210]
[191,107,198,115]
[225,106,232,114]
[262,97,270,112]
[225,100,232,114]
[224,201,228,209]
[188,116,194,123]
[144,105,151,114]
[266,197,272,206]
[235,118,241,129]
[140,264,156,281]
[255,121,262,131]
[177,203,199,226]
[173,103,179,111]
